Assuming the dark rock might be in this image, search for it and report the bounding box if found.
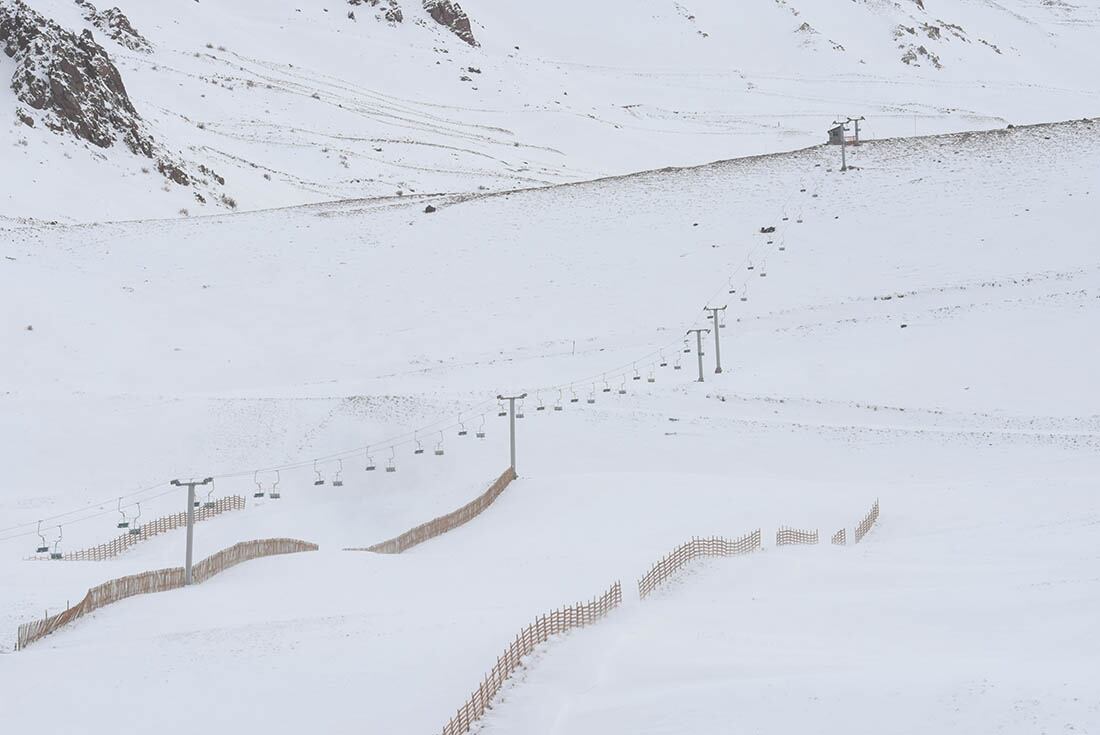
[348,0,402,23]
[423,0,477,46]
[424,204,436,213]
[74,1,151,52]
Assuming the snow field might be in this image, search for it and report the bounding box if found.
[1,119,1098,733]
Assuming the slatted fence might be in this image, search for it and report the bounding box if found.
[15,537,317,650]
[854,499,880,543]
[440,581,622,735]
[831,528,847,546]
[776,526,819,546]
[637,530,762,600]
[32,496,246,561]
[346,467,516,554]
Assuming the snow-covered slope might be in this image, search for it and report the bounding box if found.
[3,0,1099,222]
[1,119,1098,732]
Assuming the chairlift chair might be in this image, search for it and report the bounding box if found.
[458,418,468,436]
[116,497,130,529]
[386,447,397,472]
[633,365,641,381]
[203,484,217,509]
[35,520,49,554]
[434,432,445,456]
[587,385,597,404]
[553,389,564,411]
[659,351,668,368]
[269,470,282,499]
[253,470,266,498]
[332,459,344,487]
[618,378,627,395]
[313,460,326,486]
[128,503,142,535]
[476,414,487,439]
[497,400,507,418]
[569,386,580,404]
[365,447,376,472]
[536,392,546,411]
[50,526,63,560]
[648,367,656,383]
[516,400,525,419]
[413,432,425,455]
[602,375,611,393]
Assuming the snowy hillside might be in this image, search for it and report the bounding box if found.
[2,117,1098,733]
[2,0,1100,222]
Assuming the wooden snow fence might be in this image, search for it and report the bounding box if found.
[346,467,517,554]
[32,495,247,561]
[775,526,819,546]
[831,528,847,546]
[440,581,623,735]
[854,499,880,543]
[15,537,317,650]
[637,530,762,600]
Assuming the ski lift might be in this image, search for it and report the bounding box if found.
[497,400,507,418]
[659,351,668,368]
[116,497,130,529]
[632,364,641,381]
[50,525,63,560]
[458,416,468,437]
[778,239,786,251]
[728,278,736,295]
[618,377,627,395]
[516,400,526,419]
[386,447,397,473]
[476,414,487,439]
[332,459,344,487]
[602,375,611,393]
[569,385,579,404]
[536,392,546,411]
[413,432,425,455]
[674,355,683,371]
[759,267,767,277]
[313,460,326,486]
[35,520,49,554]
[253,470,265,498]
[269,470,282,499]
[365,446,376,472]
[553,389,564,412]
[128,503,142,536]
[434,432,445,456]
[648,367,656,383]
[747,261,755,271]
[587,385,596,404]
[203,481,217,509]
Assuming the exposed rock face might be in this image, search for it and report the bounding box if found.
[75,0,150,51]
[0,0,220,192]
[0,0,149,150]
[423,0,477,46]
[348,0,403,24]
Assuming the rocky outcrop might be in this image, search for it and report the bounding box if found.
[75,0,151,52]
[0,0,222,195]
[423,0,477,46]
[348,0,403,24]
